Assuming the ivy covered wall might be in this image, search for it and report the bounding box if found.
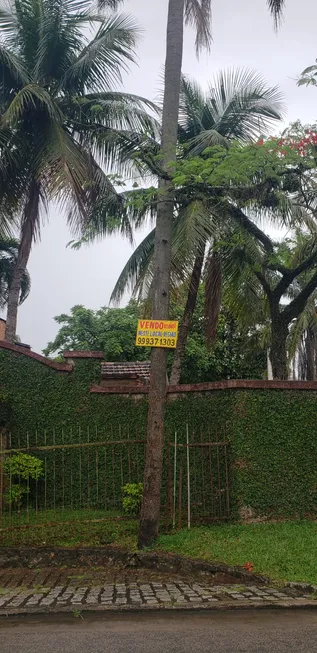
[1,345,317,519]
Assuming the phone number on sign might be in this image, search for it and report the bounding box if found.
[136,336,176,348]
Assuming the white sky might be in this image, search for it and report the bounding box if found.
[12,0,317,351]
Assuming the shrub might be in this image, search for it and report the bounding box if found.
[4,453,44,508]
[122,482,143,516]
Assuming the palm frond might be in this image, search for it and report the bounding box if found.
[96,0,125,9]
[32,3,90,83]
[59,13,139,93]
[64,0,100,11]
[32,120,89,230]
[180,69,284,154]
[2,83,63,126]
[267,0,285,27]
[110,228,156,304]
[63,91,160,174]
[216,222,267,328]
[184,0,212,55]
[82,155,133,242]
[0,44,29,103]
[172,199,214,259]
[0,6,17,37]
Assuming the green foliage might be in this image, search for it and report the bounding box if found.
[4,453,44,481]
[43,301,150,361]
[0,389,10,429]
[1,346,317,520]
[170,287,266,383]
[122,482,143,515]
[43,296,266,382]
[298,60,317,87]
[172,140,311,192]
[4,453,44,506]
[5,484,26,507]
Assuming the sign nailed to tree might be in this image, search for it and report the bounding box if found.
[135,319,179,348]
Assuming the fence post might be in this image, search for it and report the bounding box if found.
[0,428,7,520]
[186,424,191,530]
[173,432,177,530]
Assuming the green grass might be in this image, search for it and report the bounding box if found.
[2,510,317,585]
[0,508,138,548]
[1,508,121,527]
[157,521,317,585]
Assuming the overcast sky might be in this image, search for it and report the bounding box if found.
[11,0,317,352]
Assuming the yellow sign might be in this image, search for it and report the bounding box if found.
[136,319,179,348]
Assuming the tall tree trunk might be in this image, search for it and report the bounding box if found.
[170,250,205,385]
[138,0,185,549]
[270,316,289,380]
[305,327,315,381]
[5,181,40,343]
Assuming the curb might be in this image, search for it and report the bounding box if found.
[0,547,269,585]
[1,599,317,618]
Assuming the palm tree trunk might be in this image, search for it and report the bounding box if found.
[5,181,40,343]
[269,316,289,380]
[138,0,185,549]
[170,251,205,385]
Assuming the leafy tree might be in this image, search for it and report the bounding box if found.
[177,137,317,379]
[0,0,157,342]
[43,301,149,361]
[220,229,317,380]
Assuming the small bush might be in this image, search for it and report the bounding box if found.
[4,453,44,507]
[122,482,143,516]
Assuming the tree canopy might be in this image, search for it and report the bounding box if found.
[44,297,266,382]
[43,302,149,361]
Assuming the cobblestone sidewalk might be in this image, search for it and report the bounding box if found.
[0,568,316,614]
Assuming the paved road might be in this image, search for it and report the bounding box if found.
[1,609,317,652]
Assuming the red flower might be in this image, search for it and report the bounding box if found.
[243,562,254,572]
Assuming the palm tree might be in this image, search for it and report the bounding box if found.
[109,69,284,384]
[0,0,158,342]
[139,0,286,548]
[0,239,30,311]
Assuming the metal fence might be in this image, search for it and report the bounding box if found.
[0,425,230,542]
[164,428,230,529]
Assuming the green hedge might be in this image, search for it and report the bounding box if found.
[1,348,317,519]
